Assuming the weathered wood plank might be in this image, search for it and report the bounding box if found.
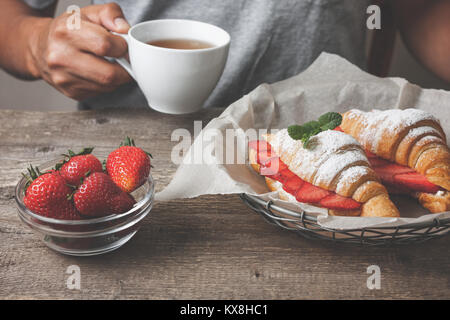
[0,109,449,300]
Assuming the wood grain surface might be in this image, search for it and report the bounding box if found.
[0,108,448,300]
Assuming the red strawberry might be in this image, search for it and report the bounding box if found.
[261,157,289,175]
[394,172,440,193]
[260,157,288,176]
[109,192,136,214]
[106,137,151,193]
[295,181,332,203]
[368,157,391,167]
[334,126,344,132]
[248,140,271,152]
[384,183,413,194]
[282,175,304,194]
[74,172,116,217]
[74,172,134,217]
[366,151,440,193]
[256,150,276,165]
[364,150,378,158]
[319,194,361,210]
[372,163,415,185]
[58,148,103,186]
[278,168,297,183]
[49,204,81,220]
[23,166,81,220]
[266,172,284,183]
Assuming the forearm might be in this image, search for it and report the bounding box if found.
[393,0,450,83]
[0,0,54,80]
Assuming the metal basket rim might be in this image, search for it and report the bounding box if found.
[241,193,450,232]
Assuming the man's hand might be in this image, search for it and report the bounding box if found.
[26,3,133,100]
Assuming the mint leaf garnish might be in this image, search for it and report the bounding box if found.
[287,125,307,140]
[287,112,343,149]
[318,112,342,131]
[318,112,340,125]
[302,120,320,133]
[302,136,313,149]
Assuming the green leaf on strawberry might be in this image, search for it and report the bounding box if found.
[120,136,153,158]
[55,147,95,171]
[56,148,103,187]
[22,165,48,190]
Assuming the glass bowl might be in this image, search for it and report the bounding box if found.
[15,158,154,256]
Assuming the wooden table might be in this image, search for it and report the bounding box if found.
[0,108,448,300]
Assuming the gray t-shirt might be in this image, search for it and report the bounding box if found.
[25,0,369,109]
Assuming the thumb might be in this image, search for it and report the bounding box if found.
[84,3,130,33]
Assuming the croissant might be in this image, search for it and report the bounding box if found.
[341,108,450,213]
[249,129,400,217]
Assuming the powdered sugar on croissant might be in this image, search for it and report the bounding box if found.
[341,109,450,191]
[265,129,399,217]
[268,130,365,187]
[343,109,443,157]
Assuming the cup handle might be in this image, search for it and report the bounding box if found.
[111,32,136,80]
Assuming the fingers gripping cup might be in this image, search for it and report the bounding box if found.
[114,19,230,114]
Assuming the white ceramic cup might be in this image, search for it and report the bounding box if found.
[114,19,230,114]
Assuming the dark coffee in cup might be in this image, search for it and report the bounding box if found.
[147,38,213,50]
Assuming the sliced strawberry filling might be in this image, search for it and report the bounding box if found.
[248,140,270,153]
[249,140,361,210]
[334,127,441,194]
[368,158,440,193]
[319,193,361,210]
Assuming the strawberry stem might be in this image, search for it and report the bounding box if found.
[120,136,153,158]
[27,165,42,180]
[67,190,76,201]
[22,165,45,189]
[65,183,78,200]
[120,136,136,147]
[55,147,95,171]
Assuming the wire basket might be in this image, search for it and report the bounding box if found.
[240,193,450,246]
